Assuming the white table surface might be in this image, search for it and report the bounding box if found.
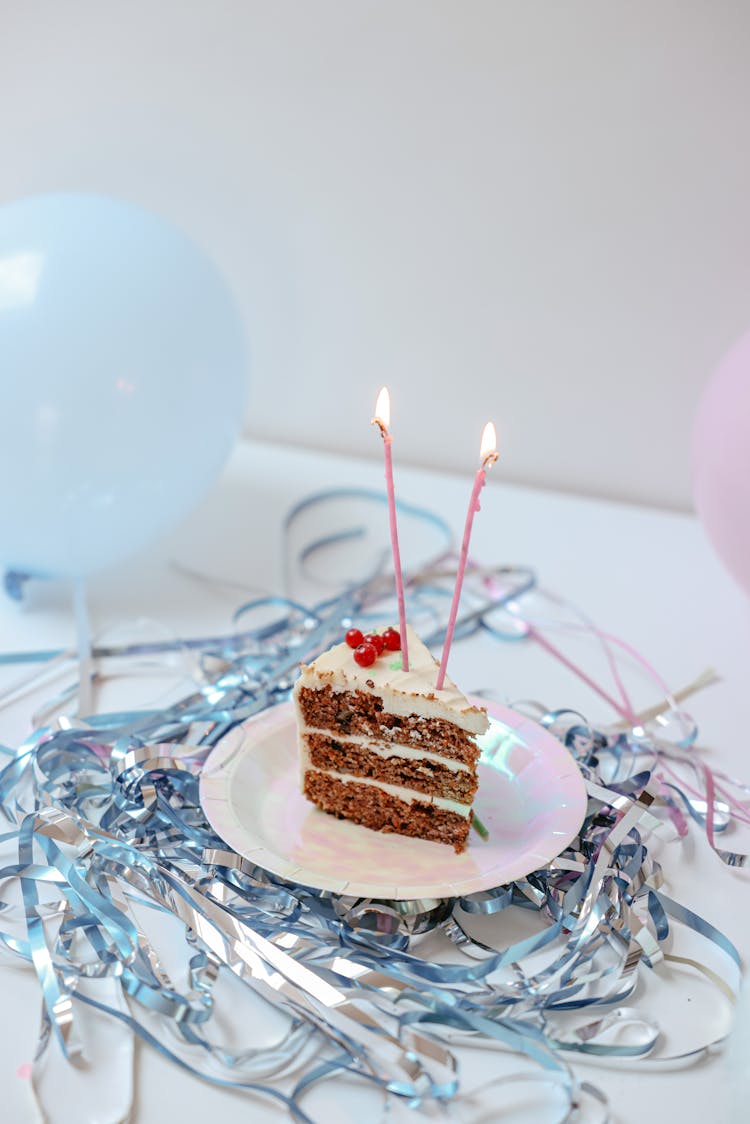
[0,437,748,1124]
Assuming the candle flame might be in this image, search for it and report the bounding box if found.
[480,421,498,467]
[372,386,391,434]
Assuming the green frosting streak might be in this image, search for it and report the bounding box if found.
[471,812,490,840]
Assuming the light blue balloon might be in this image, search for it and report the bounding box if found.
[0,193,248,578]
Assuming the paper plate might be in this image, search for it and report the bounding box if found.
[199,699,587,901]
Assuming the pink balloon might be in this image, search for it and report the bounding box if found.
[693,331,750,597]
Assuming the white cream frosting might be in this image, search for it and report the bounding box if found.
[294,625,489,736]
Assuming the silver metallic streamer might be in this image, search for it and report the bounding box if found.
[0,487,744,1123]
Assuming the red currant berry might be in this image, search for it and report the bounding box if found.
[364,632,386,655]
[382,627,401,651]
[345,628,364,648]
[353,642,377,667]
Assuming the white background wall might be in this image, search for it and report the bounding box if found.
[2,0,749,510]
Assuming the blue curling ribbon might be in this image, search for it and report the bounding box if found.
[3,569,30,602]
[0,486,744,1122]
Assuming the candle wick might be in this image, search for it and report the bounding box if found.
[371,417,389,440]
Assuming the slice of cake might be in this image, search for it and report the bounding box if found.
[292,625,489,852]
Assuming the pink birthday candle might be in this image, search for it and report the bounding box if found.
[436,422,498,690]
[372,387,409,670]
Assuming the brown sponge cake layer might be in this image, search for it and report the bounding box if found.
[304,733,478,802]
[297,686,480,766]
[303,770,471,853]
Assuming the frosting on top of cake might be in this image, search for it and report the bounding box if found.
[296,625,489,735]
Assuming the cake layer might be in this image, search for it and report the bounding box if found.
[303,732,478,802]
[299,726,472,771]
[296,685,480,765]
[304,764,471,816]
[296,625,488,735]
[303,770,471,853]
